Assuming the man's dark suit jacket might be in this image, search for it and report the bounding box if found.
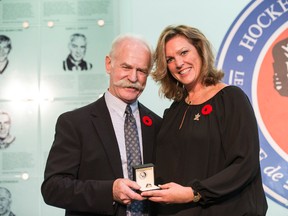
[41,95,162,216]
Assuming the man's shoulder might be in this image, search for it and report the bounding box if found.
[138,103,162,121]
[63,57,73,70]
[59,96,105,118]
[79,60,93,70]
[9,212,16,216]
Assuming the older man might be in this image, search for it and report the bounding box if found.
[42,34,162,216]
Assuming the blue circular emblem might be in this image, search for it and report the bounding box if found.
[216,0,288,208]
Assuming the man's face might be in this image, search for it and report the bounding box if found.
[69,36,87,62]
[0,114,11,139]
[105,39,151,104]
[0,189,11,215]
[0,42,10,63]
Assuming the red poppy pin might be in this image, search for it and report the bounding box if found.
[201,104,213,115]
[142,116,153,126]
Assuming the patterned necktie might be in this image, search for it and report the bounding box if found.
[124,105,146,216]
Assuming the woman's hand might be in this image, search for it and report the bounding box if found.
[141,182,194,204]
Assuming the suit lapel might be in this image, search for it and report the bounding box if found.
[139,103,155,164]
[90,97,123,178]
[89,98,156,178]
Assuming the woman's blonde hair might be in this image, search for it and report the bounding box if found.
[151,25,224,101]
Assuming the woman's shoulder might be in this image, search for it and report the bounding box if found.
[218,85,248,99]
[215,85,253,111]
[163,100,181,117]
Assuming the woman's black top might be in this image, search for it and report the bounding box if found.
[154,86,268,216]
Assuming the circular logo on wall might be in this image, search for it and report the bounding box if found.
[216,0,288,208]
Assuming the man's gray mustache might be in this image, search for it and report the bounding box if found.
[114,80,145,91]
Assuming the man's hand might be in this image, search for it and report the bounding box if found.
[113,178,145,205]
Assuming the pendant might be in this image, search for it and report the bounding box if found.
[194,113,200,121]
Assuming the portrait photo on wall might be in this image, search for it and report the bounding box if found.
[0,27,40,102]
[0,110,15,149]
[0,35,12,75]
[40,24,113,98]
[0,186,16,216]
[63,33,93,71]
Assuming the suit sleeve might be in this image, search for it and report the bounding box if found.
[41,112,117,215]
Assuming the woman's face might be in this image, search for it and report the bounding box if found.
[165,35,202,89]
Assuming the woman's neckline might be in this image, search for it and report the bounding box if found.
[184,83,229,106]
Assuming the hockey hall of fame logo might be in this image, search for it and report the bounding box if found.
[216,0,288,208]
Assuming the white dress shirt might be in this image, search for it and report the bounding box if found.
[104,91,143,178]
